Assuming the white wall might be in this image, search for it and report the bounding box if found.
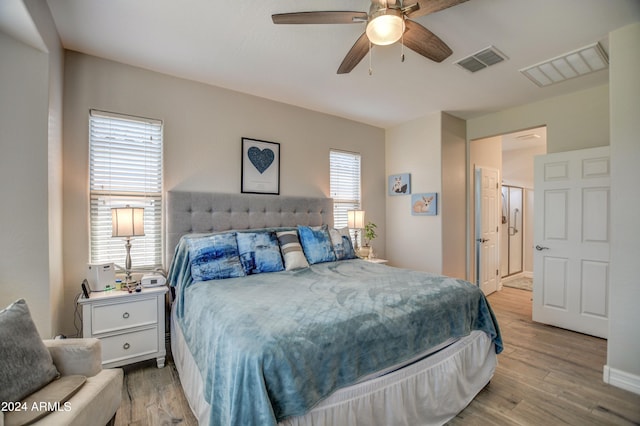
[0,0,64,338]
[606,22,640,395]
[61,52,386,335]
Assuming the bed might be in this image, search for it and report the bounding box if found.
[166,191,502,426]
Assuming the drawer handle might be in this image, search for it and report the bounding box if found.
[123,343,130,350]
[122,312,130,319]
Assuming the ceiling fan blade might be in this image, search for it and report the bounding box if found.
[272,11,367,25]
[337,32,370,74]
[403,20,452,63]
[406,0,469,19]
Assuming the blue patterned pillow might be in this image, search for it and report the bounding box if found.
[329,227,357,260]
[298,225,337,264]
[236,231,284,274]
[188,233,245,281]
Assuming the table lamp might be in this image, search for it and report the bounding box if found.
[112,206,145,285]
[347,210,365,253]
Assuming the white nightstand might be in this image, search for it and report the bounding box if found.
[78,286,168,368]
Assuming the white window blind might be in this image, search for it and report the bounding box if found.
[330,150,361,230]
[89,110,163,270]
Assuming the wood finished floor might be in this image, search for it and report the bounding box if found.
[115,287,640,425]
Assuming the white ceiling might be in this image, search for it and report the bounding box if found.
[45,0,640,129]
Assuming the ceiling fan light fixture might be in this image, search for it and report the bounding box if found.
[366,9,405,46]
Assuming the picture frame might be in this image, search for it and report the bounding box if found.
[241,137,280,195]
[411,193,437,216]
[388,173,411,196]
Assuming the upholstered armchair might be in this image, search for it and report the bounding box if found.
[0,300,123,426]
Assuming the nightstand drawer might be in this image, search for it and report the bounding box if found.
[100,327,159,364]
[79,286,168,368]
[92,298,157,334]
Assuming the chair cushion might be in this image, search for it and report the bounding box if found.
[0,299,60,402]
[4,375,86,426]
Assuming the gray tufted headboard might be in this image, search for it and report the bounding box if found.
[166,191,333,266]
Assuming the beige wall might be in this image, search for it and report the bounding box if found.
[25,0,65,339]
[0,1,63,337]
[385,113,443,272]
[385,112,466,276]
[0,33,50,335]
[0,0,64,338]
[441,113,467,279]
[502,144,547,189]
[61,52,386,336]
[468,84,609,154]
[606,22,640,394]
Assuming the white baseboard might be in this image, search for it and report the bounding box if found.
[603,365,640,395]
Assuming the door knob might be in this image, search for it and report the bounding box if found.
[476,238,489,243]
[535,245,549,251]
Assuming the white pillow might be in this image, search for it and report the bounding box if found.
[276,230,310,270]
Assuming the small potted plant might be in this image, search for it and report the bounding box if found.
[359,222,377,258]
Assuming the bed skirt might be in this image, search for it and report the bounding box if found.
[171,306,496,426]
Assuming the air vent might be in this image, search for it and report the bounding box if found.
[520,42,609,87]
[515,133,541,141]
[455,46,508,73]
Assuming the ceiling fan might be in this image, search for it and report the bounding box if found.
[272,0,469,74]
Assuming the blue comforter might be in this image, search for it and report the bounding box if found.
[169,237,502,426]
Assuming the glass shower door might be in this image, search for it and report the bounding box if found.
[501,185,523,277]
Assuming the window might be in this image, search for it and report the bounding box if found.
[329,150,361,229]
[89,110,163,270]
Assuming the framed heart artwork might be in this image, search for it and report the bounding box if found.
[241,137,280,195]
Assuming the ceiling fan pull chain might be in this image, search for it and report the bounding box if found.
[369,41,373,76]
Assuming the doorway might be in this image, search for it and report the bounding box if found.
[469,126,546,295]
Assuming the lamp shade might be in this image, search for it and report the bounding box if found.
[366,9,404,46]
[347,210,365,229]
[112,206,145,237]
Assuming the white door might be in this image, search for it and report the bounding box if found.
[533,146,610,338]
[475,167,500,295]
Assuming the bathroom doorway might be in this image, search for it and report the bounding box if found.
[469,126,546,292]
[499,126,546,292]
